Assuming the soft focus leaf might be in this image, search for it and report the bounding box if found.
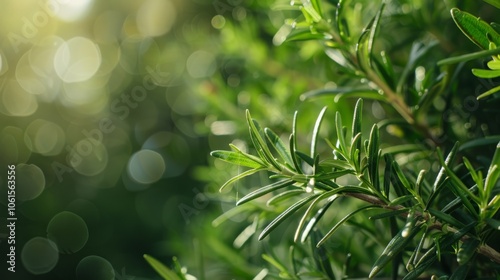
[457,238,480,265]
[317,205,378,247]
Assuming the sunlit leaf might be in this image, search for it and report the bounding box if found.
[259,194,320,240]
[483,0,500,8]
[237,179,295,206]
[367,124,380,191]
[311,106,328,158]
[218,168,264,192]
[144,254,182,280]
[457,238,480,265]
[472,68,500,78]
[451,8,500,50]
[356,3,385,72]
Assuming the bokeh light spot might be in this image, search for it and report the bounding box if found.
[21,237,59,275]
[54,37,101,83]
[24,119,65,155]
[16,164,46,201]
[76,255,115,280]
[47,211,89,254]
[127,149,165,184]
[186,50,216,78]
[137,0,176,37]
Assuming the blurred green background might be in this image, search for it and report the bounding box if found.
[0,0,324,279]
[1,0,498,279]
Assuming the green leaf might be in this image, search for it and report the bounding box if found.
[392,161,415,196]
[284,27,326,42]
[449,263,472,280]
[309,0,323,18]
[300,196,337,243]
[451,8,500,50]
[301,0,322,22]
[381,144,424,155]
[310,230,336,280]
[300,87,376,102]
[295,151,315,167]
[486,218,500,230]
[262,254,290,277]
[319,159,353,170]
[433,142,459,192]
[311,106,328,158]
[352,99,363,157]
[369,224,422,278]
[487,59,500,69]
[335,112,348,155]
[144,254,182,280]
[437,48,500,66]
[457,238,480,265]
[266,189,305,206]
[369,208,409,220]
[477,84,500,99]
[383,153,394,197]
[259,194,319,240]
[437,148,481,208]
[485,141,500,198]
[336,0,350,42]
[237,179,295,205]
[317,205,379,247]
[246,110,282,171]
[211,150,265,169]
[404,223,476,280]
[264,128,294,168]
[388,195,415,207]
[428,208,466,229]
[458,135,500,151]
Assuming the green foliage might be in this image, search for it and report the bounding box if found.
[205,0,500,279]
